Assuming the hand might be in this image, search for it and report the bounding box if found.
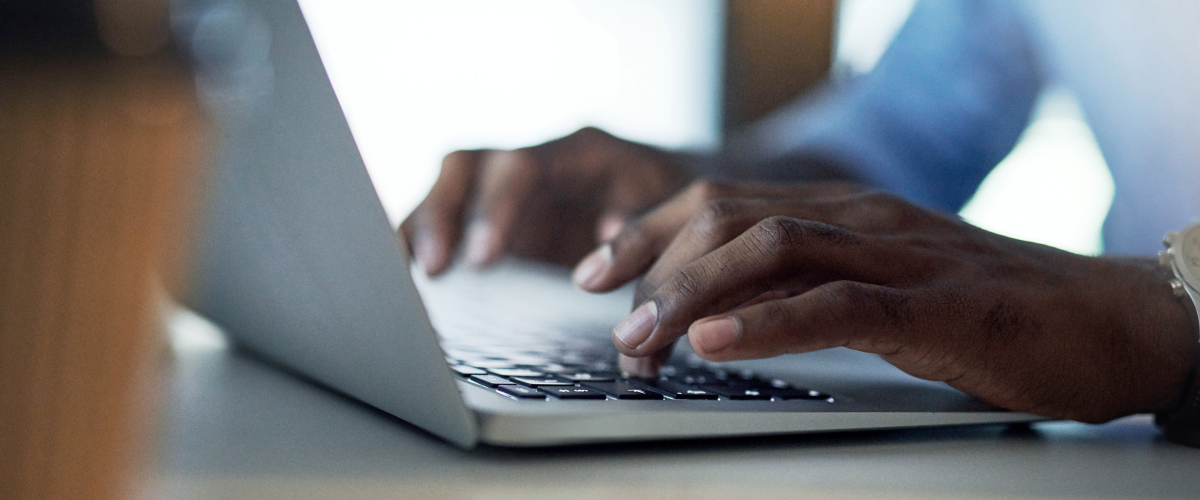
[572,180,867,375]
[580,181,1198,422]
[401,127,692,275]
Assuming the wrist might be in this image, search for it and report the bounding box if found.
[1098,257,1199,417]
[1135,257,1200,415]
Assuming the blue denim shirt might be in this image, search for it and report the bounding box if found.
[729,0,1200,255]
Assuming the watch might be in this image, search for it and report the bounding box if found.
[1156,221,1200,447]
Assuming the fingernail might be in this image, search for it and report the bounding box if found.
[572,244,612,289]
[416,237,442,274]
[690,316,741,353]
[619,354,661,378]
[465,221,491,266]
[598,215,625,242]
[613,301,657,349]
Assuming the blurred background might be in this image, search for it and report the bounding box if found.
[292,0,1114,255]
[0,2,1121,499]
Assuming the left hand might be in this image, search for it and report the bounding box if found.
[575,180,1198,423]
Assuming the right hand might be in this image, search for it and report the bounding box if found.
[570,180,868,376]
[401,127,693,275]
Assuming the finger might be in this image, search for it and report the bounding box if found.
[617,346,674,378]
[687,281,915,361]
[572,183,711,291]
[463,149,540,267]
[615,216,907,357]
[575,182,871,294]
[402,150,481,275]
[595,212,628,242]
[636,198,790,301]
[635,191,927,304]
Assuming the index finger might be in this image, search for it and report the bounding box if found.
[402,150,481,275]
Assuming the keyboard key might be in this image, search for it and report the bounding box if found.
[581,381,664,400]
[677,373,723,385]
[631,379,719,400]
[497,385,546,399]
[562,372,618,382]
[511,376,573,387]
[592,361,615,370]
[541,386,608,400]
[488,368,544,377]
[468,374,512,388]
[558,352,586,364]
[450,365,487,377]
[535,363,571,373]
[700,384,773,400]
[769,387,833,400]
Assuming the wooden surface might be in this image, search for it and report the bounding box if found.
[0,56,201,500]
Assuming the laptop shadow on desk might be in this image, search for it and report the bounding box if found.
[162,347,1198,500]
[166,344,1046,459]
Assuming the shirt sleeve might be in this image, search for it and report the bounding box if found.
[724,0,1045,213]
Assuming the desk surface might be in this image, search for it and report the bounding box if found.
[155,314,1200,500]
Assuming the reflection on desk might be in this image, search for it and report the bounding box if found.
[154,310,1199,500]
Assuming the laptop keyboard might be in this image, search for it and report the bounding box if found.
[443,343,834,403]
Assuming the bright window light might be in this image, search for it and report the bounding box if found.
[834,3,1114,255]
[959,88,1115,255]
[297,0,722,227]
[834,0,916,77]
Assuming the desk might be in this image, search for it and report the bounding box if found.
[154,312,1199,500]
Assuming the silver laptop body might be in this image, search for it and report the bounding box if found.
[185,0,1042,449]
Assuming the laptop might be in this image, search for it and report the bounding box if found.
[185,0,1043,448]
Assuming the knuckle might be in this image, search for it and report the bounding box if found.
[745,216,808,266]
[752,216,807,250]
[699,198,744,223]
[560,126,612,152]
[441,149,477,168]
[759,215,855,246]
[572,126,607,139]
[811,281,868,330]
[664,266,706,303]
[611,224,652,255]
[691,199,745,240]
[820,280,872,308]
[633,278,659,305]
[490,148,541,180]
[759,299,799,333]
[820,281,913,328]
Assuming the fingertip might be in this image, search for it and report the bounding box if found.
[619,353,662,378]
[464,220,496,267]
[414,235,449,276]
[572,244,613,291]
[613,300,657,351]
